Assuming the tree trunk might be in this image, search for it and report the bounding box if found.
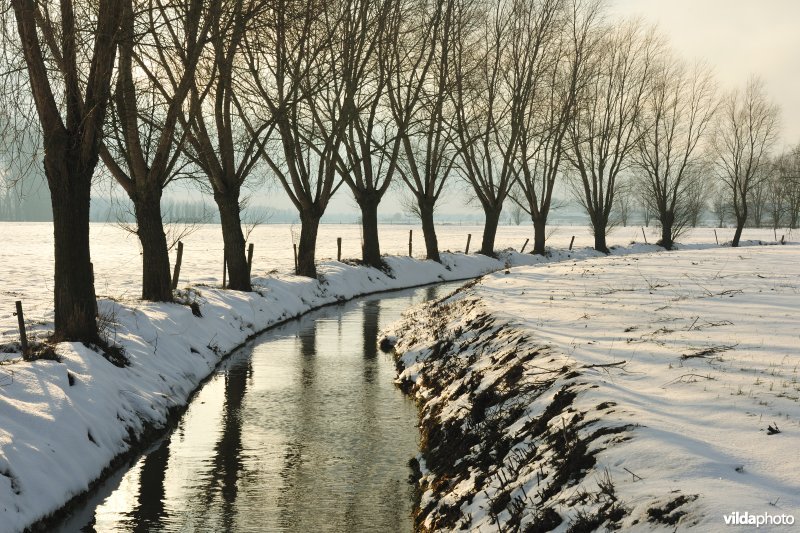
[298,211,321,278]
[731,215,746,247]
[419,199,440,263]
[215,190,251,291]
[532,215,547,255]
[658,211,674,250]
[731,202,747,247]
[133,187,172,301]
[592,215,610,253]
[480,205,501,257]
[48,155,98,342]
[359,195,382,269]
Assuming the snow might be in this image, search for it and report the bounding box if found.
[387,244,800,531]
[0,220,795,532]
[1,221,794,340]
[0,250,511,531]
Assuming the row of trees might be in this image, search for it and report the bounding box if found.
[0,0,792,343]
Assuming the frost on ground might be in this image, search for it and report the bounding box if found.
[386,246,800,532]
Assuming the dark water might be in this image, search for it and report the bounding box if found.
[56,283,453,533]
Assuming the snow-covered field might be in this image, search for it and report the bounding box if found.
[1,221,793,342]
[0,219,795,532]
[387,245,800,531]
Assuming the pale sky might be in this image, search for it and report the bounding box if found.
[609,0,800,149]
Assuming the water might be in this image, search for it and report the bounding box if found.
[56,283,456,533]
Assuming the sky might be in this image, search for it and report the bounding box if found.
[609,0,800,148]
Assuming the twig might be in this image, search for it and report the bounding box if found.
[623,467,642,482]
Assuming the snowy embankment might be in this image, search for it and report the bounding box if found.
[0,253,513,532]
[386,245,800,532]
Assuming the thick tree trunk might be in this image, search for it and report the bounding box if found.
[298,211,321,278]
[48,155,98,342]
[658,211,674,250]
[592,215,610,253]
[731,216,746,247]
[359,195,382,269]
[532,216,547,255]
[731,202,747,247]
[133,188,172,301]
[479,205,501,257]
[419,199,440,263]
[215,191,251,291]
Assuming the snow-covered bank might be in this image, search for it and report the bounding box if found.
[0,241,788,532]
[386,246,800,531]
[0,253,511,532]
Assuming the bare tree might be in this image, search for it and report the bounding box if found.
[100,0,215,301]
[181,0,271,290]
[710,182,730,228]
[388,0,459,262]
[778,144,800,228]
[684,173,710,228]
[507,201,524,225]
[5,0,123,341]
[333,0,400,269]
[765,162,785,230]
[247,0,347,278]
[713,77,779,246]
[614,180,632,226]
[451,0,526,256]
[513,0,599,255]
[566,19,660,253]
[747,169,769,228]
[634,57,716,249]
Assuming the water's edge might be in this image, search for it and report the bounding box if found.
[26,276,477,533]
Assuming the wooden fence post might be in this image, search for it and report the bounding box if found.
[337,237,342,261]
[171,241,183,290]
[641,227,648,244]
[569,236,575,250]
[15,301,28,357]
[293,243,298,275]
[714,229,719,245]
[520,238,529,254]
[247,243,254,277]
[465,233,471,254]
[408,230,413,257]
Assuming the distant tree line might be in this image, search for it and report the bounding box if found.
[0,0,794,342]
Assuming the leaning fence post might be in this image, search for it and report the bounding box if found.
[247,243,254,277]
[293,243,298,275]
[171,241,184,290]
[465,233,472,254]
[714,229,719,245]
[641,227,648,244]
[15,301,28,357]
[520,238,529,254]
[408,230,413,257]
[781,234,785,245]
[337,237,342,261]
[569,236,575,250]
